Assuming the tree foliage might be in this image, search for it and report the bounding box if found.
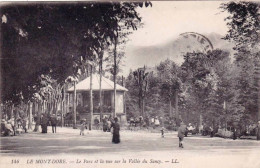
[0,2,150,104]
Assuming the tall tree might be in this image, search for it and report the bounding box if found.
[157,59,182,122]
[133,66,150,117]
[222,1,260,139]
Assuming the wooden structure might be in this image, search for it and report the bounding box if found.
[67,74,128,124]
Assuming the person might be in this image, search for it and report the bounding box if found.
[187,123,195,135]
[1,119,6,135]
[210,126,214,137]
[161,126,165,138]
[94,117,100,130]
[111,117,120,144]
[178,122,186,148]
[5,120,14,136]
[107,119,111,132]
[154,117,160,128]
[102,116,108,132]
[139,116,143,128]
[233,127,237,140]
[17,117,22,129]
[80,120,86,136]
[33,114,40,132]
[50,114,58,133]
[40,114,49,133]
[199,124,204,135]
[22,118,27,133]
[151,117,155,128]
[144,116,150,128]
[10,117,16,136]
[1,119,13,136]
[257,121,260,141]
[130,117,134,126]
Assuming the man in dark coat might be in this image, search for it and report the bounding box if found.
[50,114,58,133]
[178,122,186,148]
[111,117,120,144]
[40,114,49,133]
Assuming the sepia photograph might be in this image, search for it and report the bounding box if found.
[0,1,260,168]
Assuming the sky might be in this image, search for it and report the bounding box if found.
[120,1,230,76]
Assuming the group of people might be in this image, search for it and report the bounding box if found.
[128,116,162,129]
[79,116,120,144]
[39,113,58,134]
[1,117,27,136]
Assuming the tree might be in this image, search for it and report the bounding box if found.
[157,59,182,122]
[133,66,150,117]
[221,1,260,139]
[1,2,151,124]
[180,50,231,127]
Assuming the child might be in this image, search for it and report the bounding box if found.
[80,121,86,136]
[161,126,165,138]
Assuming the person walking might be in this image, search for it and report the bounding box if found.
[111,117,120,144]
[50,114,58,133]
[178,122,186,148]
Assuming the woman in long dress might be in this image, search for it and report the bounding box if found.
[111,117,120,144]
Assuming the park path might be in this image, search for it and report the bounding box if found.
[1,127,260,168]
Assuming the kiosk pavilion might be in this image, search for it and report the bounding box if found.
[67,74,128,124]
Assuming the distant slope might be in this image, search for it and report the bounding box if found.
[123,32,235,76]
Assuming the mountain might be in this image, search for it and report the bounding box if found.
[123,32,235,76]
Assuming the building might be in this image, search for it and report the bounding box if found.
[67,74,128,123]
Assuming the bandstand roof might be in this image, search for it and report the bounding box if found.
[67,74,128,92]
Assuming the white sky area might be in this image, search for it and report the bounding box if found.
[119,1,229,76]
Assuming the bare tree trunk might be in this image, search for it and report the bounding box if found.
[73,81,77,129]
[142,98,145,117]
[33,102,39,132]
[35,102,40,132]
[169,98,172,118]
[113,38,117,118]
[257,65,260,140]
[89,65,93,130]
[175,90,179,120]
[122,76,126,115]
[28,101,33,130]
[61,86,65,127]
[11,104,14,120]
[99,62,103,122]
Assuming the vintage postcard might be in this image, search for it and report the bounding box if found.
[0,1,260,168]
